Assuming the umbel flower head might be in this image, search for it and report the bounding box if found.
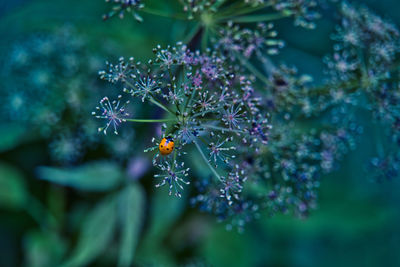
[102,0,144,21]
[92,95,130,135]
[322,2,400,181]
[0,26,136,164]
[95,0,400,231]
[95,42,272,208]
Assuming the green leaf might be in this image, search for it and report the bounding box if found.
[118,183,145,267]
[135,188,185,265]
[23,230,67,267]
[36,161,123,192]
[0,123,30,152]
[202,225,257,267]
[61,196,118,267]
[0,162,27,209]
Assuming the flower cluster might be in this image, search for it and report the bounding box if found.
[181,0,219,20]
[102,0,144,21]
[105,0,321,30]
[268,0,320,29]
[323,2,400,180]
[92,96,130,135]
[96,42,272,205]
[369,152,400,182]
[95,0,400,231]
[212,22,284,62]
[0,26,138,164]
[190,176,260,233]
[261,64,316,116]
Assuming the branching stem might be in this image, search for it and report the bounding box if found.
[125,118,175,123]
[194,140,222,182]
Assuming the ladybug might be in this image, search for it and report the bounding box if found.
[159,136,174,156]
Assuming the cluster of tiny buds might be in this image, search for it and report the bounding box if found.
[93,1,400,231]
[154,160,190,197]
[94,41,273,209]
[103,0,144,21]
[92,95,130,135]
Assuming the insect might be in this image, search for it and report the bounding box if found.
[159,136,174,155]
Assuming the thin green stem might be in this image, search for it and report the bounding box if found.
[149,97,175,115]
[212,0,228,10]
[141,7,187,20]
[191,107,223,118]
[171,147,178,172]
[186,79,210,113]
[168,68,182,114]
[125,118,175,123]
[125,77,176,115]
[194,140,222,181]
[208,27,270,84]
[202,26,210,51]
[203,124,245,134]
[216,1,249,17]
[184,89,197,114]
[235,52,270,84]
[309,56,400,97]
[217,2,270,18]
[219,12,290,23]
[183,22,201,44]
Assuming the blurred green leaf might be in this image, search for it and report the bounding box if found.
[0,162,27,209]
[118,183,145,267]
[36,161,123,192]
[147,187,186,237]
[201,225,257,267]
[61,196,118,267]
[23,230,67,267]
[0,123,29,152]
[135,187,185,266]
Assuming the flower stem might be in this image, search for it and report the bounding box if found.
[217,2,270,18]
[218,12,290,23]
[149,97,175,115]
[235,52,270,84]
[194,140,222,182]
[209,27,270,84]
[172,147,178,172]
[203,124,245,134]
[141,7,187,20]
[202,26,210,51]
[183,22,201,44]
[125,118,175,123]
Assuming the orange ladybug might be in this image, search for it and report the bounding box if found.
[159,136,174,155]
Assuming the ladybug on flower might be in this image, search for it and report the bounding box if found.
[159,136,174,155]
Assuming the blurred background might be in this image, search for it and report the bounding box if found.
[0,0,400,266]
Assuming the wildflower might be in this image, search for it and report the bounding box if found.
[0,27,124,168]
[92,96,130,135]
[246,115,271,145]
[133,75,162,102]
[102,0,144,21]
[208,136,236,167]
[369,153,400,182]
[98,57,135,84]
[220,166,246,205]
[213,22,284,62]
[99,43,272,207]
[154,160,190,197]
[222,105,244,130]
[193,91,216,116]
